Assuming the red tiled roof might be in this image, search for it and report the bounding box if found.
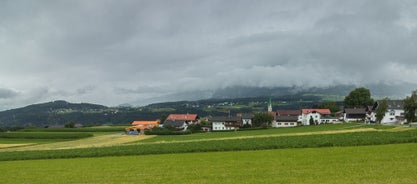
[132,121,159,126]
[166,114,198,121]
[302,109,331,115]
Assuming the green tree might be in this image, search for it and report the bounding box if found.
[316,102,341,115]
[344,87,374,108]
[309,116,315,126]
[404,90,417,127]
[159,114,167,124]
[252,112,274,127]
[375,98,388,124]
[64,121,75,128]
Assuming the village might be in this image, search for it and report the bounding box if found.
[126,98,408,135]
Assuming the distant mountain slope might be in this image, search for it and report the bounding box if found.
[0,101,111,127]
[1,83,414,128]
[211,84,414,99]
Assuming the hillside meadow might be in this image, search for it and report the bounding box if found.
[0,143,416,183]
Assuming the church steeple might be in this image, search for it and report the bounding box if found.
[268,98,272,112]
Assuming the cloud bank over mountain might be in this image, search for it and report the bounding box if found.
[1,0,417,110]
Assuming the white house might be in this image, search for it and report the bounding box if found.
[371,100,405,125]
[272,110,301,128]
[209,116,242,131]
[343,108,366,122]
[300,109,332,125]
[273,116,299,128]
[239,114,253,126]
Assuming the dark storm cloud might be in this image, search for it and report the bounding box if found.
[1,0,417,109]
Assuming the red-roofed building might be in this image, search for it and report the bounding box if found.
[166,114,199,122]
[164,114,199,130]
[300,109,338,125]
[125,120,159,135]
[302,109,331,115]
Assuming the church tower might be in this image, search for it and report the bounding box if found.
[267,98,272,112]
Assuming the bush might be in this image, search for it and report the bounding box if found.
[0,132,93,139]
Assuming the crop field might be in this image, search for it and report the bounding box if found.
[0,125,416,161]
[0,126,126,150]
[0,143,416,183]
[139,124,392,143]
[0,124,416,183]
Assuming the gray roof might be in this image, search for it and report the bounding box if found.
[209,116,242,122]
[386,100,404,109]
[241,114,254,119]
[344,108,366,114]
[163,120,186,127]
[275,116,299,122]
[374,100,404,110]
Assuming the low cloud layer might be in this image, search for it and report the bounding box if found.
[1,0,417,110]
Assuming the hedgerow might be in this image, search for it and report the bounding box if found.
[0,132,93,139]
[18,127,124,132]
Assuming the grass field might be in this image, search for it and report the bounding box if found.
[139,124,392,143]
[0,143,416,183]
[0,126,416,161]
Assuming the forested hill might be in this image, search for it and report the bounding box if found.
[0,94,335,128]
[0,100,119,127]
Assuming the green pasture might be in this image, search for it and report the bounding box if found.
[0,143,416,183]
[0,128,416,161]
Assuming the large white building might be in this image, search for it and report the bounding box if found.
[370,100,405,125]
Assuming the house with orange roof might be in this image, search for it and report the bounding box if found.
[126,120,159,135]
[163,113,199,130]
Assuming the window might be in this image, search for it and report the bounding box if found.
[285,123,288,125]
[278,123,281,125]
[389,110,395,116]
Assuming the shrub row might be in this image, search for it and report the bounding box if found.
[0,132,93,139]
[0,129,416,161]
[19,127,124,132]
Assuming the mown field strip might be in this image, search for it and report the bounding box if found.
[0,143,34,149]
[137,128,378,144]
[0,143,416,184]
[0,134,155,152]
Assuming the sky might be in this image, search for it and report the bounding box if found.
[1,0,417,110]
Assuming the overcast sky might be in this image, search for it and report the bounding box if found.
[1,0,417,110]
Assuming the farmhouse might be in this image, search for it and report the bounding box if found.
[209,116,242,131]
[126,120,159,135]
[371,100,405,125]
[163,114,199,130]
[343,108,366,122]
[300,109,334,125]
[273,116,299,128]
[272,110,301,128]
[237,113,254,126]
